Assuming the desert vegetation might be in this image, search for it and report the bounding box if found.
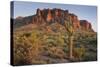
[13,23,97,65]
[12,8,97,65]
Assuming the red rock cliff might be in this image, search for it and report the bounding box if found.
[15,8,94,32]
[80,20,93,32]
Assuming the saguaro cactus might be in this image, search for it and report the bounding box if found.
[64,15,74,60]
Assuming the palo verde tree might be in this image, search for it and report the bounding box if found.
[64,15,74,60]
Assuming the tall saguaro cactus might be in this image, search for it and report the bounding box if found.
[64,15,74,60]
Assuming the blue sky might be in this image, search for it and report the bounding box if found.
[12,1,97,32]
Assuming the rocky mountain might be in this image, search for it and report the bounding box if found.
[80,20,93,32]
[13,8,94,32]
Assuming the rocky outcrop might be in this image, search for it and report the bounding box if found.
[80,20,93,32]
[46,9,52,22]
[69,13,80,30]
[14,8,94,32]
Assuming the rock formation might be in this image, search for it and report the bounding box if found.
[80,20,93,32]
[14,8,94,32]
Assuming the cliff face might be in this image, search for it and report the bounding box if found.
[14,8,94,32]
[80,20,93,32]
[69,14,80,31]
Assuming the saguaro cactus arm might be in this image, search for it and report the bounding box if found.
[64,16,74,36]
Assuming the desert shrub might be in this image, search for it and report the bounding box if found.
[89,38,97,46]
[23,32,31,37]
[83,52,97,61]
[44,38,56,47]
[73,45,85,61]
[44,34,65,47]
[56,36,65,46]
[47,47,66,59]
[13,31,43,65]
[63,46,69,53]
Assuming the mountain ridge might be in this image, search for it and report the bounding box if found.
[13,8,94,32]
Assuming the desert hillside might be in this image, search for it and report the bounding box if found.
[12,8,97,65]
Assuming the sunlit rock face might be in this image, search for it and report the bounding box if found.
[14,8,94,32]
[80,20,94,32]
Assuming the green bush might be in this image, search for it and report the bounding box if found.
[73,45,85,60]
[13,31,43,65]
